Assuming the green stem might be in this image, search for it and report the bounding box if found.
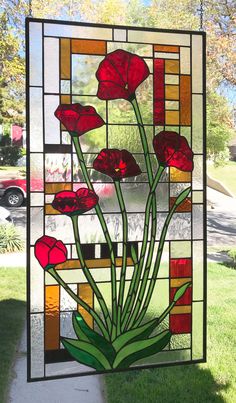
[122,166,165,330]
[114,180,128,336]
[121,96,157,326]
[72,136,117,339]
[71,215,112,335]
[47,267,109,340]
[134,188,191,328]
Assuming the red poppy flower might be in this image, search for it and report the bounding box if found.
[54,103,105,136]
[35,235,67,270]
[52,188,99,215]
[153,131,193,172]
[96,49,150,101]
[93,149,141,180]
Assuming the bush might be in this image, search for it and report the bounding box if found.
[0,145,22,166]
[0,224,25,253]
[228,248,236,268]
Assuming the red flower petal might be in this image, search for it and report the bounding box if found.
[52,191,79,214]
[54,103,105,136]
[93,149,141,180]
[76,188,99,212]
[96,49,149,101]
[34,235,67,269]
[153,131,193,172]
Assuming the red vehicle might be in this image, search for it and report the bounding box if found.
[0,178,26,207]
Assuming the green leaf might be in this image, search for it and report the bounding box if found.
[61,337,112,371]
[131,244,138,265]
[113,330,171,369]
[72,312,116,363]
[173,282,192,302]
[174,187,191,207]
[113,318,159,351]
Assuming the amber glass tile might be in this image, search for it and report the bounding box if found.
[154,45,179,53]
[170,197,192,212]
[170,167,192,182]
[165,85,179,100]
[165,111,179,125]
[60,38,71,79]
[180,75,191,125]
[165,60,180,74]
[170,277,192,287]
[45,285,60,350]
[72,39,106,55]
[56,257,134,270]
[171,305,192,314]
[45,183,72,194]
[78,284,94,328]
[45,205,60,215]
[60,95,71,104]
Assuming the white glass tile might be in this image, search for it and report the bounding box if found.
[30,192,44,206]
[29,22,42,86]
[30,247,44,312]
[192,35,203,93]
[44,23,112,40]
[128,30,190,46]
[192,95,203,153]
[165,75,179,85]
[30,87,43,152]
[155,52,179,59]
[44,95,60,144]
[30,313,44,378]
[114,29,126,41]
[192,302,204,359]
[180,47,190,74]
[44,38,59,93]
[193,241,204,300]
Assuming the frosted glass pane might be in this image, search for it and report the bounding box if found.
[30,192,44,206]
[192,35,203,93]
[192,95,203,153]
[29,87,43,152]
[30,314,44,378]
[170,241,191,258]
[29,22,42,86]
[114,29,126,41]
[30,247,44,312]
[193,155,203,190]
[30,207,43,244]
[192,302,204,359]
[44,38,59,93]
[44,23,112,40]
[128,30,190,46]
[44,95,60,144]
[193,241,204,300]
[180,47,190,74]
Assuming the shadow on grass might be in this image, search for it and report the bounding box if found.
[0,299,26,403]
[105,363,229,403]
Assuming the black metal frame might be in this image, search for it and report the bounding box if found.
[26,17,207,382]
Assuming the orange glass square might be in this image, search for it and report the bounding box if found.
[165,85,179,100]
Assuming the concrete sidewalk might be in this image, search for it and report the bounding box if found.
[8,327,106,403]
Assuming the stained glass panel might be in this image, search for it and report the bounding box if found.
[27,19,206,381]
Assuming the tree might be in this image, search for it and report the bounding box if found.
[0,12,24,125]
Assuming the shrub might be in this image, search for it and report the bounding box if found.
[0,146,22,166]
[228,248,236,268]
[0,224,25,253]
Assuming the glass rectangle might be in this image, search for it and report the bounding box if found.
[29,87,43,152]
[192,35,203,93]
[44,38,59,93]
[29,22,42,86]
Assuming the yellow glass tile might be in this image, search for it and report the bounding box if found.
[170,167,192,182]
[171,305,192,314]
[71,39,106,55]
[154,45,179,53]
[60,38,70,79]
[45,183,72,194]
[165,111,179,125]
[78,284,94,328]
[60,95,71,104]
[45,205,60,215]
[165,85,179,100]
[56,257,134,270]
[45,285,60,350]
[192,191,203,204]
[170,278,192,287]
[165,60,180,74]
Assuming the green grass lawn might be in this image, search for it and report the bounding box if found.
[104,263,236,403]
[0,267,26,403]
[207,161,236,197]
